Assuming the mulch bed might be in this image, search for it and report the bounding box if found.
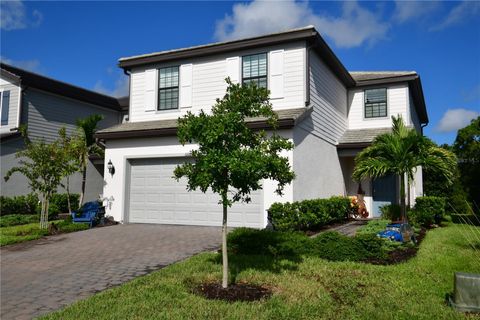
[193,282,272,302]
[364,228,427,265]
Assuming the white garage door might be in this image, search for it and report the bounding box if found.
[127,158,264,228]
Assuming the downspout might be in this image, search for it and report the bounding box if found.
[305,43,314,107]
[420,122,428,136]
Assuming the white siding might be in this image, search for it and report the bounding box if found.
[347,83,409,130]
[0,76,21,133]
[304,52,347,145]
[128,41,306,123]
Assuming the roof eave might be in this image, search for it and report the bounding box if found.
[119,27,318,69]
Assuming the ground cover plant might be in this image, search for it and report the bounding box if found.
[42,224,479,320]
[0,220,89,246]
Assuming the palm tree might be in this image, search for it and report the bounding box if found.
[74,114,104,207]
[353,115,456,221]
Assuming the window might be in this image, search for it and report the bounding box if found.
[158,66,179,110]
[242,53,267,88]
[0,90,10,125]
[364,88,387,118]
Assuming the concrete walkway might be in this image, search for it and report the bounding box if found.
[0,224,221,320]
[312,220,368,237]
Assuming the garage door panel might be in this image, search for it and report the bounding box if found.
[128,158,263,227]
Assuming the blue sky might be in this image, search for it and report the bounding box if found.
[1,1,479,145]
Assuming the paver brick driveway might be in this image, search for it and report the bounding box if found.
[0,224,221,320]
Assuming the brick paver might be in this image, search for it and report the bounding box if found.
[0,224,221,320]
[312,220,368,237]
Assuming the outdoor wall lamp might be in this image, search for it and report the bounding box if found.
[107,159,115,176]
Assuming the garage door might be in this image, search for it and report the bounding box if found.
[127,158,264,228]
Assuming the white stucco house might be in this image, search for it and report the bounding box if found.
[96,26,428,228]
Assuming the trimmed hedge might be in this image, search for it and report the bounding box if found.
[410,196,446,227]
[0,193,80,216]
[268,196,350,231]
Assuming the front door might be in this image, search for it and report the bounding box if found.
[372,175,398,217]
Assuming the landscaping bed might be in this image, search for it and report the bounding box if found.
[0,220,89,246]
[41,224,478,319]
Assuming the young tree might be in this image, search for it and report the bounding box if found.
[353,115,457,221]
[174,79,295,288]
[58,127,81,214]
[4,128,70,229]
[75,114,104,207]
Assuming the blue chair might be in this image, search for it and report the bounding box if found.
[71,201,105,228]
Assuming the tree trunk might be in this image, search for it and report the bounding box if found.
[66,176,72,214]
[78,158,87,208]
[400,174,406,222]
[40,193,49,229]
[221,193,228,289]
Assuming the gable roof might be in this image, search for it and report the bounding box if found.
[0,63,123,111]
[118,26,356,88]
[350,71,428,124]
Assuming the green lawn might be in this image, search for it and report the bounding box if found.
[0,220,89,246]
[43,224,479,320]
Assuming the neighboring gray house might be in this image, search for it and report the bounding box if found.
[0,63,126,201]
[96,26,428,228]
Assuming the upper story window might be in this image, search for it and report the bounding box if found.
[158,66,179,110]
[364,88,387,118]
[242,53,267,89]
[0,90,10,125]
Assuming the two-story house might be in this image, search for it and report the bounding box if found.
[95,26,428,228]
[0,63,127,201]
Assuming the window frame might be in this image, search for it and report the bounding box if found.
[241,52,268,89]
[157,66,180,111]
[364,88,388,119]
[0,89,10,126]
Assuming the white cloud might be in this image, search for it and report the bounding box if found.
[94,75,129,98]
[393,1,439,23]
[214,0,389,48]
[430,1,480,31]
[0,56,42,73]
[436,108,480,133]
[0,0,43,30]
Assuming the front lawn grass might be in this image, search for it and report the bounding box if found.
[0,220,89,246]
[43,224,479,320]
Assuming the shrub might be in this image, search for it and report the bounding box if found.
[0,194,39,216]
[227,228,311,257]
[311,232,386,262]
[380,204,401,221]
[268,196,350,231]
[50,193,80,213]
[55,220,89,233]
[410,196,446,227]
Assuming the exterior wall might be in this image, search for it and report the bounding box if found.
[23,88,119,143]
[102,130,294,227]
[1,88,120,200]
[408,90,421,132]
[128,41,306,122]
[347,83,409,130]
[0,76,21,134]
[0,136,104,200]
[308,52,348,144]
[292,122,345,201]
[339,156,373,216]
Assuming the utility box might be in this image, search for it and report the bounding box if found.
[448,272,480,312]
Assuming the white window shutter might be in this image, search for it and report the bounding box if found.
[269,50,284,99]
[144,69,157,111]
[180,64,193,108]
[226,57,240,83]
